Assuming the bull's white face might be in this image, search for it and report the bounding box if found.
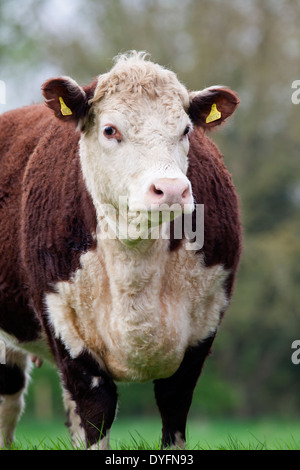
[79,65,194,243]
[43,52,239,245]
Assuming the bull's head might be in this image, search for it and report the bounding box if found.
[42,51,239,244]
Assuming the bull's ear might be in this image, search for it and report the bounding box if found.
[188,86,239,130]
[42,76,96,128]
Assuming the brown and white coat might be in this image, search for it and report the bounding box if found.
[0,52,241,449]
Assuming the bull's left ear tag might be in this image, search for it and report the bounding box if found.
[206,103,221,124]
[59,96,72,116]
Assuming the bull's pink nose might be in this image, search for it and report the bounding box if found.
[147,178,192,206]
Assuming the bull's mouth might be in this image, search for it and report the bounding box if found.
[97,199,195,245]
[126,202,193,228]
[120,203,194,244]
[127,201,194,220]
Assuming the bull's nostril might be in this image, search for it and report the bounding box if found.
[182,186,191,199]
[154,188,163,195]
[151,184,164,197]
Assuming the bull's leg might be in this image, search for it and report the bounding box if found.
[58,349,118,449]
[153,334,215,449]
[0,348,32,448]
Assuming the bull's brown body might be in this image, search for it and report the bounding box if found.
[0,53,241,449]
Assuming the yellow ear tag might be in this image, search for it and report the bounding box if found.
[59,96,72,116]
[206,103,221,124]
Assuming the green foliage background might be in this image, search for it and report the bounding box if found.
[0,0,299,421]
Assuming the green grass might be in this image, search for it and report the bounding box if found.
[7,416,300,450]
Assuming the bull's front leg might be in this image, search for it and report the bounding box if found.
[56,347,118,449]
[153,335,215,449]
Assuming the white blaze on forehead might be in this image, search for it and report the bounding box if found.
[91,51,191,154]
[90,51,190,109]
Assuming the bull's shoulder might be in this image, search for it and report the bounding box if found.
[20,115,97,308]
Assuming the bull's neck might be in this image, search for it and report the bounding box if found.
[97,236,170,296]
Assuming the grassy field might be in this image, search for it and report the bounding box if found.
[8,416,300,450]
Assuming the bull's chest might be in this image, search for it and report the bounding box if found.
[46,240,228,382]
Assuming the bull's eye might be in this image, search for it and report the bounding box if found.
[104,126,116,136]
[103,125,122,142]
[183,126,190,136]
